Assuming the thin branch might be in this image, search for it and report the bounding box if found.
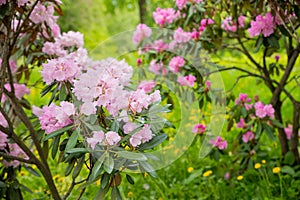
[0,152,35,164]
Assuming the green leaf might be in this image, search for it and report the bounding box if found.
[94,185,110,200]
[65,129,79,151]
[111,187,122,200]
[52,136,60,159]
[253,35,263,53]
[90,153,106,182]
[270,119,285,128]
[138,161,157,178]
[126,174,134,185]
[241,107,247,118]
[255,121,262,139]
[65,160,75,176]
[66,148,89,154]
[267,35,279,49]
[0,181,6,188]
[284,151,295,165]
[43,125,73,141]
[101,172,111,189]
[72,156,85,179]
[111,120,119,132]
[41,82,57,97]
[25,165,40,177]
[116,151,147,161]
[138,134,168,150]
[59,83,67,101]
[183,169,203,184]
[281,165,295,176]
[104,154,114,174]
[278,25,290,37]
[263,123,276,141]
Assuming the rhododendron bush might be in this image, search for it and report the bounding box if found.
[0,0,300,199]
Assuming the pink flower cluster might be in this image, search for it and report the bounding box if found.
[199,18,214,32]
[42,31,84,56]
[123,123,153,147]
[177,74,196,87]
[42,57,79,85]
[30,2,60,37]
[192,124,206,134]
[0,113,28,168]
[133,24,152,44]
[235,93,252,105]
[153,8,180,26]
[173,27,192,43]
[169,56,185,73]
[236,118,247,129]
[242,131,255,143]
[33,101,75,134]
[149,60,164,75]
[254,102,274,119]
[221,16,246,32]
[209,136,228,150]
[284,125,300,140]
[248,12,280,37]
[129,90,161,114]
[87,130,121,149]
[1,83,30,102]
[137,80,156,93]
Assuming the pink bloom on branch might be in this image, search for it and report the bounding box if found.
[138,80,156,93]
[254,102,274,118]
[87,131,105,150]
[176,0,187,10]
[177,75,196,87]
[151,39,168,52]
[130,124,153,147]
[209,136,227,150]
[248,12,276,37]
[235,93,252,105]
[284,125,293,140]
[169,56,185,73]
[153,8,180,26]
[42,57,78,84]
[133,24,152,44]
[242,131,255,143]
[2,83,30,102]
[105,131,121,146]
[149,60,163,74]
[236,118,246,129]
[174,27,192,43]
[192,124,206,134]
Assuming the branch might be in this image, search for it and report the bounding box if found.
[0,152,35,164]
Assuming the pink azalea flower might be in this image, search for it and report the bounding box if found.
[153,7,180,26]
[177,74,196,87]
[176,0,187,10]
[0,113,8,150]
[235,93,252,105]
[87,131,105,149]
[133,24,152,44]
[174,27,192,43]
[284,125,293,140]
[149,60,163,74]
[1,83,30,102]
[138,80,156,93]
[248,12,276,37]
[169,56,185,73]
[105,131,121,146]
[242,131,255,143]
[130,124,153,147]
[209,136,228,150]
[236,118,246,129]
[192,124,206,134]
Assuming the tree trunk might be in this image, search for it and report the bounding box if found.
[138,0,147,24]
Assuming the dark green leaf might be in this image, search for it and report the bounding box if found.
[43,125,73,141]
[255,121,262,139]
[278,25,290,37]
[267,35,279,49]
[126,174,134,185]
[65,160,75,176]
[111,187,122,200]
[59,83,67,101]
[101,172,111,189]
[270,119,285,128]
[41,82,57,97]
[263,123,276,141]
[25,165,40,177]
[65,129,79,151]
[52,135,60,159]
[94,185,110,200]
[281,165,295,176]
[111,120,119,132]
[138,134,168,150]
[90,153,106,182]
[253,35,263,53]
[72,156,85,179]
[0,181,5,188]
[138,161,157,178]
[116,151,147,161]
[104,154,114,174]
[66,148,89,154]
[284,151,295,165]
